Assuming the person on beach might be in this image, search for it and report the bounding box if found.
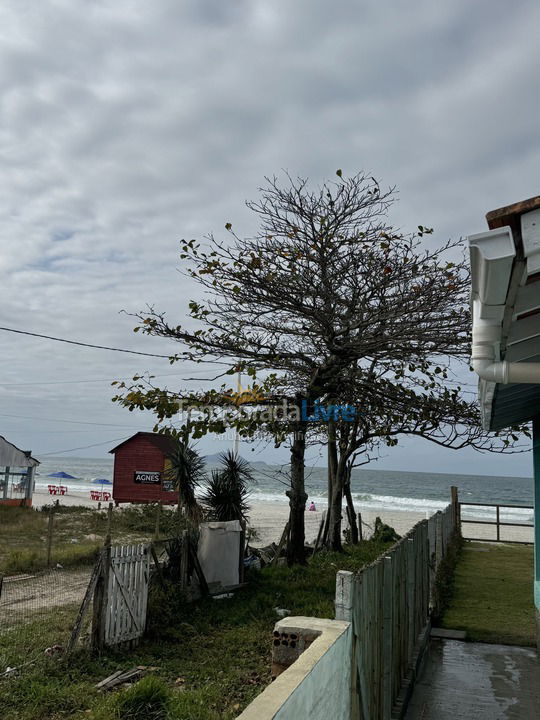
[309,501,316,511]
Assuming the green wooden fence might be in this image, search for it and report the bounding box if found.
[335,496,458,720]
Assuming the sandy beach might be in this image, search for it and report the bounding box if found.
[31,489,534,546]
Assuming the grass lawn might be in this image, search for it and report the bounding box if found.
[441,541,536,646]
[0,539,391,720]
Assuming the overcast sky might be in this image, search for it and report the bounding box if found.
[1,1,538,477]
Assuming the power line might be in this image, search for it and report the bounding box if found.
[0,326,176,358]
[0,411,144,428]
[38,435,132,456]
[0,369,215,387]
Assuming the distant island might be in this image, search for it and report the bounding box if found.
[203,452,270,468]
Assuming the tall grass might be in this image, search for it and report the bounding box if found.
[0,504,186,574]
[0,537,392,720]
[114,676,172,720]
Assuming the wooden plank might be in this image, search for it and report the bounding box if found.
[435,513,443,569]
[67,556,102,654]
[95,669,124,690]
[138,546,150,639]
[106,545,117,644]
[272,522,290,566]
[92,542,111,651]
[314,512,326,552]
[189,539,209,595]
[486,194,540,230]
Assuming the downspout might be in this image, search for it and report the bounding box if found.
[471,299,540,385]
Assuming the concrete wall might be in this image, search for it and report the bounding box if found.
[237,617,352,720]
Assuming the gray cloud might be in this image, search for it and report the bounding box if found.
[0,0,537,476]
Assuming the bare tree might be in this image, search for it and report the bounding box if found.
[114,171,526,561]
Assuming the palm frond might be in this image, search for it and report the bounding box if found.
[201,453,253,522]
[165,441,206,522]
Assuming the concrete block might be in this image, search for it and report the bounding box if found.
[335,570,354,621]
[271,619,322,678]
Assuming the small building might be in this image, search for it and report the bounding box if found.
[0,435,39,507]
[109,432,178,505]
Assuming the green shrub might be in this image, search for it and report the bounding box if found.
[115,676,172,720]
[371,517,400,543]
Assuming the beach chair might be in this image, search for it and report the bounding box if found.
[48,485,58,495]
[102,491,111,501]
[59,485,67,495]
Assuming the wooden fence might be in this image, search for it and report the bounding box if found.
[459,501,533,543]
[103,544,150,648]
[335,494,458,720]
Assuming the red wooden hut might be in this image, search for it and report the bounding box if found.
[109,432,178,505]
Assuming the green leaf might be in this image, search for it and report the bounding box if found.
[225,222,232,231]
[336,169,343,178]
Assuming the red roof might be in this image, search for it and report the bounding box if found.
[109,432,177,456]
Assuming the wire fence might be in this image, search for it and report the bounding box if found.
[0,566,94,673]
[0,502,189,674]
[0,501,379,674]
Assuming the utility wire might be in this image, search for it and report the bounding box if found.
[0,326,176,358]
[0,369,215,387]
[0,411,144,428]
[38,435,132,456]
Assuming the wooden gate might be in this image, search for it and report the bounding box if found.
[93,543,150,649]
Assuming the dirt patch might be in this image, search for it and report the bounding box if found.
[0,567,92,629]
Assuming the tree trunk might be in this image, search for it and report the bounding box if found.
[343,465,359,544]
[286,426,307,565]
[328,481,343,551]
[326,423,345,552]
[322,425,338,546]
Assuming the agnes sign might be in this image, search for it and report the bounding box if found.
[134,471,161,484]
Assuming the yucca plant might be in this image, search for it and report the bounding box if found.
[165,440,206,522]
[201,451,253,522]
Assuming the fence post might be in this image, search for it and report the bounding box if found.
[106,502,113,543]
[154,503,161,540]
[382,555,393,720]
[406,537,416,662]
[93,513,113,650]
[435,514,443,569]
[335,570,354,621]
[357,512,363,542]
[46,504,55,567]
[451,485,460,535]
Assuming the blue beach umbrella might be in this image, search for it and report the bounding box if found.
[92,478,112,485]
[47,471,77,479]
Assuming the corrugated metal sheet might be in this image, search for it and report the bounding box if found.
[0,436,39,468]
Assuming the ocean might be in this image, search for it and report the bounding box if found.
[35,455,534,524]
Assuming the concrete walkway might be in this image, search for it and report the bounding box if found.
[404,639,540,719]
